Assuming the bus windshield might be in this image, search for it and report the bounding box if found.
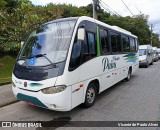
[18,20,76,66]
[139,49,146,56]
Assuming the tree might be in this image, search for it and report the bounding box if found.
[0,1,160,55]
[105,14,154,45]
[0,0,7,8]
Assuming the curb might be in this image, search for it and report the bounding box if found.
[0,99,20,108]
[0,83,20,108]
[0,82,11,86]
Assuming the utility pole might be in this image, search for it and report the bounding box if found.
[151,24,153,46]
[93,0,100,19]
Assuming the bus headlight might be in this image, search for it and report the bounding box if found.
[41,85,66,94]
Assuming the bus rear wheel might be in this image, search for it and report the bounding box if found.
[83,83,97,108]
[125,68,131,81]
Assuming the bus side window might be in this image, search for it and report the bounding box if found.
[100,29,106,55]
[81,32,96,63]
[104,30,110,54]
[87,32,96,55]
[135,38,138,52]
[110,32,121,53]
[69,35,81,71]
[122,35,130,52]
[81,33,88,54]
[100,28,109,55]
[130,37,136,52]
[110,32,117,53]
[117,34,122,52]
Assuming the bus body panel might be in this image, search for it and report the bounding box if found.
[71,81,84,108]
[12,78,72,111]
[55,52,138,108]
[12,74,57,92]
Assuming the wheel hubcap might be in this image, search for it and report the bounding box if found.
[87,87,95,103]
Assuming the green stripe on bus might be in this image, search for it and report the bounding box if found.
[97,26,101,56]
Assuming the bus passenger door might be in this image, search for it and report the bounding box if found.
[69,28,84,108]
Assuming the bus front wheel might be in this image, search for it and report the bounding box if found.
[83,83,97,108]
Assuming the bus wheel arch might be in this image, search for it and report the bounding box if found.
[83,79,99,108]
[90,79,100,94]
[129,66,132,74]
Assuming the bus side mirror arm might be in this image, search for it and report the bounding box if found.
[77,28,85,41]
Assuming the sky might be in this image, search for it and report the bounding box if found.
[30,0,160,35]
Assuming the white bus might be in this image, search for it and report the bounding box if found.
[12,16,139,111]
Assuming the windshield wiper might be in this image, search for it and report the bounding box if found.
[29,54,57,68]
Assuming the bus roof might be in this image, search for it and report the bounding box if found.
[77,16,138,38]
[45,17,78,25]
[44,16,137,38]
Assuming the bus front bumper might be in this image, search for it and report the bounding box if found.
[12,86,72,111]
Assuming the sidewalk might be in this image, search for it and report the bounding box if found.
[0,84,19,107]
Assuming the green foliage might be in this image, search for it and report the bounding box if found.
[152,33,160,47]
[0,42,20,54]
[0,0,7,7]
[61,4,88,18]
[0,55,16,84]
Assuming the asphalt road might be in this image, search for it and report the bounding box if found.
[1,61,160,130]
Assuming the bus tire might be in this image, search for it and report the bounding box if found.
[125,68,131,81]
[83,83,97,108]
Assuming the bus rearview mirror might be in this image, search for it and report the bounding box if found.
[21,41,24,48]
[77,28,85,41]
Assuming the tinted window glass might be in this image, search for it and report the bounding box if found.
[81,33,88,54]
[110,32,122,53]
[134,39,138,52]
[122,35,130,52]
[87,32,96,55]
[100,29,106,54]
[117,34,122,52]
[130,37,136,52]
[104,30,110,53]
[69,39,81,71]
